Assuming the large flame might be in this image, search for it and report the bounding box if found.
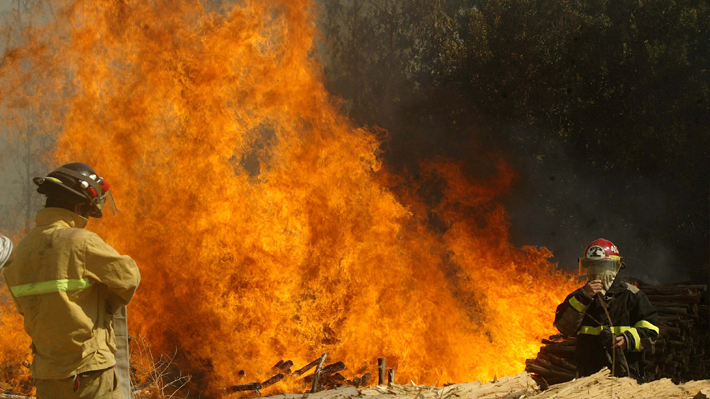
[0,0,577,395]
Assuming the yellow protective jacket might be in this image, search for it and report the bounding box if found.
[2,208,141,379]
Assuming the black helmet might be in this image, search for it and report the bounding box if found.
[33,163,116,218]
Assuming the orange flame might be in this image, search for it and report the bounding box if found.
[0,0,577,395]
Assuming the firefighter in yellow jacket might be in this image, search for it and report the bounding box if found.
[2,163,140,399]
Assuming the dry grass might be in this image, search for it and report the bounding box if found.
[130,335,192,399]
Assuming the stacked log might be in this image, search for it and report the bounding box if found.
[642,283,708,382]
[526,335,578,386]
[526,282,709,387]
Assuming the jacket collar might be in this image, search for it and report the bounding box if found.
[35,208,88,229]
[606,274,628,295]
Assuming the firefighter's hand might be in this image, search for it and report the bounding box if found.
[613,335,627,350]
[584,280,603,297]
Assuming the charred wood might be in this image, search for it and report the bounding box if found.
[303,362,347,383]
[310,353,328,393]
[261,373,285,388]
[378,358,386,385]
[524,363,575,380]
[224,382,262,393]
[293,357,322,377]
[647,294,701,304]
[360,372,372,387]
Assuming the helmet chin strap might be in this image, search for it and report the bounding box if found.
[73,204,92,219]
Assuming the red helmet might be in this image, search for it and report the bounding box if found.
[579,238,624,277]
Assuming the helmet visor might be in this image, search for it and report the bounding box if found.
[94,177,118,217]
[100,190,118,217]
[578,257,621,278]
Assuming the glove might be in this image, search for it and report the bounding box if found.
[0,235,13,269]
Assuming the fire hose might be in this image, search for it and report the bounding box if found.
[596,294,617,375]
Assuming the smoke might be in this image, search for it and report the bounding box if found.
[314,0,709,286]
[501,124,686,285]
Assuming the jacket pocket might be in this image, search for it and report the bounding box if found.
[81,337,99,358]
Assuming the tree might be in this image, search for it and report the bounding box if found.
[318,0,710,282]
[0,0,56,235]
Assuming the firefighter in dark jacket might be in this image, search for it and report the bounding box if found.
[554,238,659,383]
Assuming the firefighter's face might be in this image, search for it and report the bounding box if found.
[580,258,622,294]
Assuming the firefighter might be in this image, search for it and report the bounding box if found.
[2,163,140,399]
[0,234,13,269]
[554,238,659,383]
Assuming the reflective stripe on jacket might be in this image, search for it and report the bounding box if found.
[553,277,659,382]
[2,208,141,379]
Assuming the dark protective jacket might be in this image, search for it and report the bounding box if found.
[554,276,659,383]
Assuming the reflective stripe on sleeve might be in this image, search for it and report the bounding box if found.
[578,326,633,335]
[569,296,589,313]
[10,278,91,297]
[626,328,642,351]
[634,320,660,334]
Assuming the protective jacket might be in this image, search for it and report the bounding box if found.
[554,277,659,383]
[2,208,140,379]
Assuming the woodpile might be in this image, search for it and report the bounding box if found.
[224,354,380,395]
[526,281,709,387]
[261,368,710,399]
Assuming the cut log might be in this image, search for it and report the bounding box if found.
[527,358,573,376]
[647,294,701,304]
[657,307,689,315]
[660,326,683,337]
[542,338,576,346]
[524,363,574,380]
[540,344,576,358]
[261,373,285,388]
[360,372,372,387]
[224,382,262,393]
[537,352,577,372]
[324,373,347,386]
[293,356,322,377]
[378,358,386,385]
[303,361,348,383]
[641,284,707,294]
